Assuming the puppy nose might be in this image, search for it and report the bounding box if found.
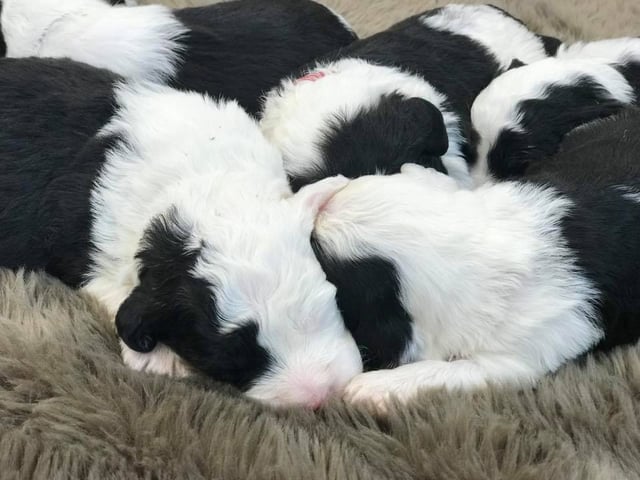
[305,389,331,410]
[289,380,335,409]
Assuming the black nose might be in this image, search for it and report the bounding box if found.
[132,333,157,353]
[117,321,158,353]
[115,303,158,353]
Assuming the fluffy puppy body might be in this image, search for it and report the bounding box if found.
[0,57,362,407]
[312,109,640,407]
[473,39,640,182]
[0,0,356,115]
[261,4,554,191]
[0,58,120,286]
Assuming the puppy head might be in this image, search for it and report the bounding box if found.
[261,59,464,192]
[311,167,462,368]
[116,177,362,408]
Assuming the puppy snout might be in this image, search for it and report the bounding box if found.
[115,309,157,353]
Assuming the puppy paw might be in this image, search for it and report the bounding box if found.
[343,370,404,413]
[121,342,190,377]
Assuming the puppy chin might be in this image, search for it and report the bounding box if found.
[120,341,191,378]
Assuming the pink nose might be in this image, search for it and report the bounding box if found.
[287,380,336,409]
[302,386,332,409]
[307,394,328,410]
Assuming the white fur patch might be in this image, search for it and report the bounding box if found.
[421,4,550,69]
[260,58,471,187]
[556,38,640,67]
[121,342,191,378]
[315,166,602,406]
[1,0,187,82]
[471,58,636,183]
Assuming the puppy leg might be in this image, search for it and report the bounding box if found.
[344,353,540,411]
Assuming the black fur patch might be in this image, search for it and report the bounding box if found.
[0,58,118,286]
[525,108,640,353]
[116,209,272,390]
[291,94,448,192]
[540,35,562,56]
[617,61,640,101]
[311,237,413,370]
[173,0,356,115]
[488,77,627,179]
[507,58,526,70]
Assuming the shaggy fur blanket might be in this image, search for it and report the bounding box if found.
[2,1,640,478]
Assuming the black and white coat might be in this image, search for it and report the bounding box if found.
[260,4,558,191]
[311,108,640,409]
[0,57,363,408]
[472,37,640,181]
[0,0,356,115]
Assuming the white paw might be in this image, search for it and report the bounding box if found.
[343,369,409,413]
[121,341,191,377]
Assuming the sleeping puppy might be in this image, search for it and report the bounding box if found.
[261,4,556,191]
[311,108,640,409]
[472,38,640,182]
[0,0,356,115]
[0,57,362,408]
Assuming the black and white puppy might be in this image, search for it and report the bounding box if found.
[310,108,640,409]
[261,4,557,191]
[0,0,356,115]
[472,38,640,181]
[0,57,362,408]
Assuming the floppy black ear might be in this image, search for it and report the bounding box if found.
[310,93,450,188]
[115,288,158,353]
[404,97,449,157]
[507,58,526,70]
[116,208,204,353]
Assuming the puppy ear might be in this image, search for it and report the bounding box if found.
[115,288,158,353]
[404,97,449,156]
[293,175,350,216]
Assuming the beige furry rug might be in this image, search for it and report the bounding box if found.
[2,1,640,479]
[141,0,640,40]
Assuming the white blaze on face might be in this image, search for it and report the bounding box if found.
[189,176,363,408]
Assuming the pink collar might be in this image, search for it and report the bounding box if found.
[294,71,327,84]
